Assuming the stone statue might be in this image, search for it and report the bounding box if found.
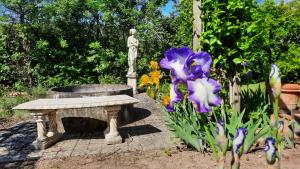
[127,29,138,75]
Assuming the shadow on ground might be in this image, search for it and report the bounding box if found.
[61,107,152,133]
[0,121,40,168]
[60,107,160,141]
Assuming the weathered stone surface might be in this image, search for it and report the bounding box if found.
[13,95,139,110]
[127,74,137,94]
[49,84,133,98]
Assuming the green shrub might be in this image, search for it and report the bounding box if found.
[0,95,30,119]
[30,85,48,99]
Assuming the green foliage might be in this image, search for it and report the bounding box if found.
[170,0,193,48]
[29,85,48,99]
[201,0,255,79]
[200,0,300,83]
[0,0,174,87]
[220,108,270,153]
[1,0,298,88]
[0,96,30,118]
[241,84,268,120]
[163,99,211,152]
[0,85,46,119]
[242,0,300,82]
[243,114,270,153]
[13,110,29,120]
[277,43,300,82]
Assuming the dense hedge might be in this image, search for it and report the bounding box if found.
[0,0,299,89]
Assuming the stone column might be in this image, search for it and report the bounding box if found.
[127,73,137,94]
[105,106,122,145]
[35,113,47,141]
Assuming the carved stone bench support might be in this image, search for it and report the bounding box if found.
[31,110,62,150]
[104,106,122,144]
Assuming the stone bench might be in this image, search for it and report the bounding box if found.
[13,95,139,149]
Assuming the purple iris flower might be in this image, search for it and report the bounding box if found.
[166,82,184,112]
[186,51,212,79]
[233,127,247,155]
[265,137,276,164]
[187,78,222,113]
[160,47,194,82]
[160,47,221,113]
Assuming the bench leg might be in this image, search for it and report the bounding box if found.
[32,111,62,149]
[35,114,47,141]
[105,106,122,145]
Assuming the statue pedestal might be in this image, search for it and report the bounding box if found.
[126,73,137,94]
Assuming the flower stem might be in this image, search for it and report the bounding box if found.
[267,159,280,169]
[273,96,279,124]
[231,154,240,169]
[217,152,226,169]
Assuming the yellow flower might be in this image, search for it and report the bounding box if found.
[150,61,159,70]
[150,70,160,78]
[162,95,170,107]
[139,74,150,87]
[150,70,161,87]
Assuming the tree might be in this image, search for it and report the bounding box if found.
[0,0,175,87]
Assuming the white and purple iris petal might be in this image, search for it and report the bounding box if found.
[187,78,222,113]
[233,127,247,155]
[269,64,281,97]
[167,82,184,112]
[160,47,194,82]
[216,120,225,136]
[278,121,284,132]
[265,137,276,164]
[187,51,212,79]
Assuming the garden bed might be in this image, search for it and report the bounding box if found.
[29,146,300,169]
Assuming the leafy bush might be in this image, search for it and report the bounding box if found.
[277,43,300,83]
[0,0,174,87]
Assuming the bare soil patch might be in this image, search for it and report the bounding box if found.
[32,146,300,169]
[0,117,28,130]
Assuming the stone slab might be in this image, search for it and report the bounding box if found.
[13,95,139,110]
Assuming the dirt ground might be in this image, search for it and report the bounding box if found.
[0,118,27,129]
[29,146,300,169]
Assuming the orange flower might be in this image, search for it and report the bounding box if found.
[139,74,150,87]
[150,70,160,78]
[150,61,159,70]
[162,95,170,107]
[150,70,161,87]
